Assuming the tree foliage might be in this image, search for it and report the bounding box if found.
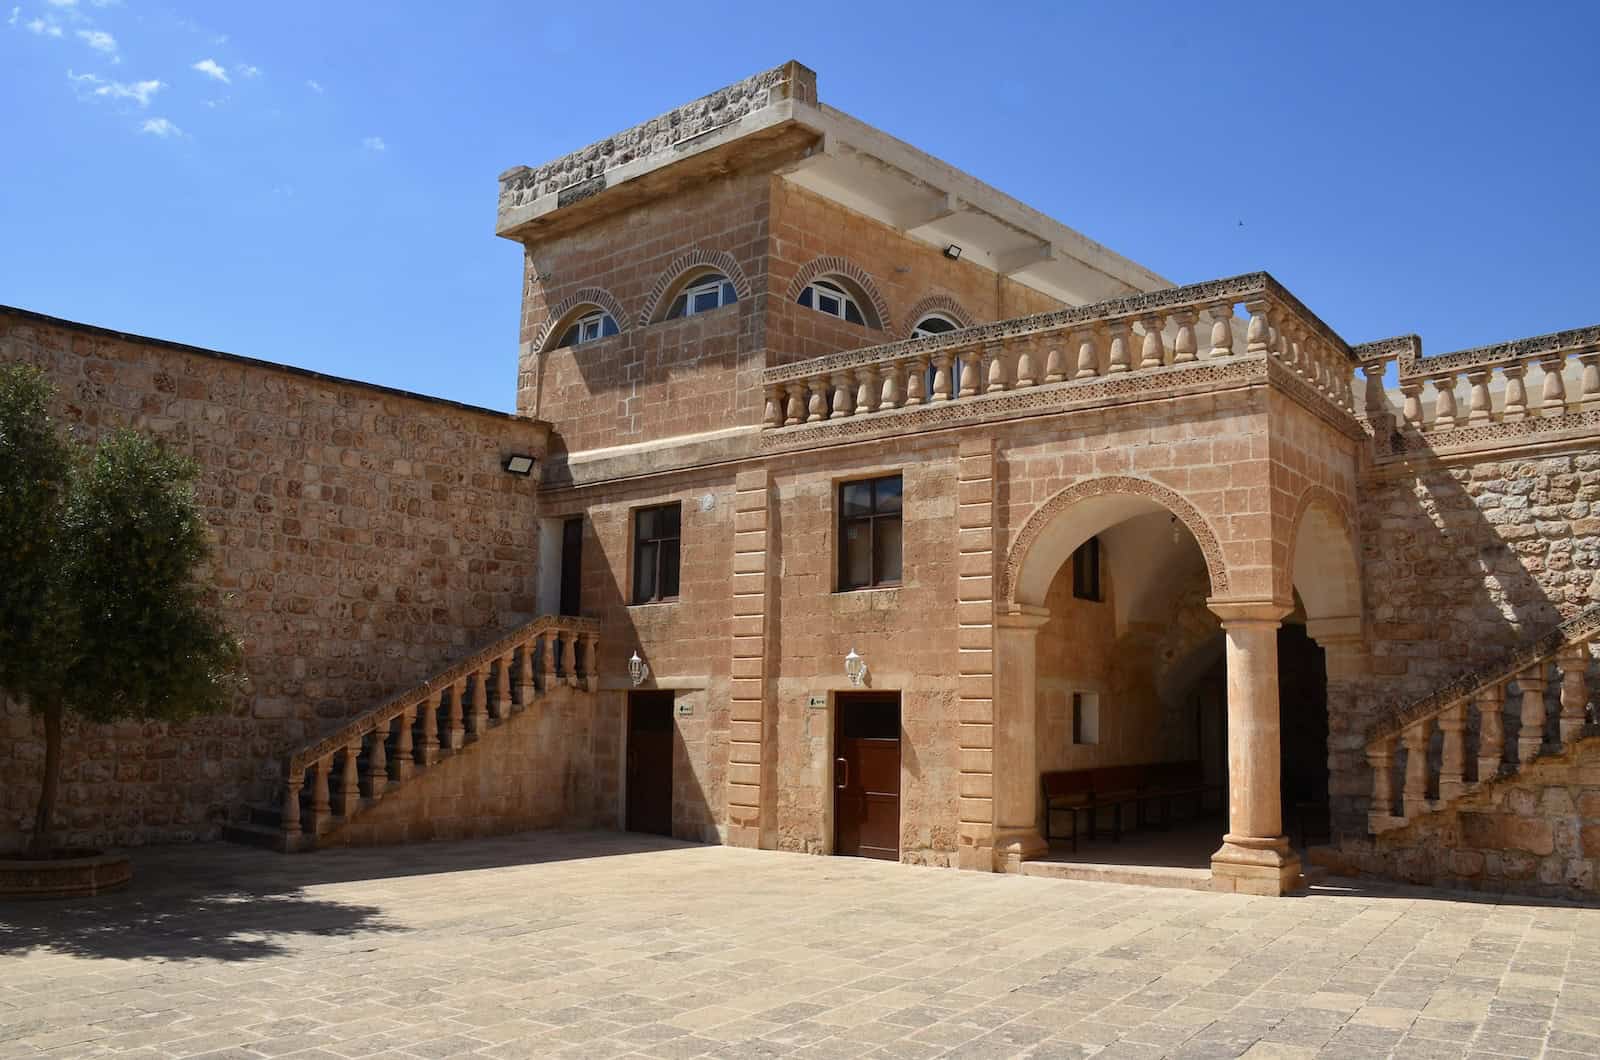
[0,363,243,854]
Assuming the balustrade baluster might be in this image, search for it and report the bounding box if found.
[1245,300,1272,356]
[1502,365,1529,421]
[1401,719,1432,818]
[1437,702,1467,801]
[1476,684,1505,781]
[421,688,440,764]
[1517,664,1548,764]
[764,386,784,428]
[1558,642,1589,743]
[519,642,536,705]
[1073,327,1099,379]
[498,653,514,718]
[447,678,466,749]
[1043,347,1066,383]
[906,357,928,403]
[785,383,806,426]
[468,668,489,735]
[366,718,388,797]
[806,377,828,422]
[1400,382,1425,428]
[831,372,854,417]
[932,354,953,401]
[1582,352,1600,407]
[1138,315,1166,369]
[282,770,302,841]
[395,703,414,780]
[584,632,600,692]
[984,344,1008,393]
[853,365,877,413]
[1015,348,1037,388]
[1540,355,1568,413]
[1363,364,1388,416]
[560,635,576,687]
[1171,311,1198,365]
[311,757,331,830]
[958,349,981,397]
[1106,320,1133,373]
[1207,303,1235,358]
[1269,323,1289,370]
[1432,374,1458,430]
[337,740,362,815]
[1466,370,1493,424]
[541,632,557,688]
[1367,734,1397,822]
[878,361,900,410]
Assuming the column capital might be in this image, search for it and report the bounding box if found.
[1206,597,1293,625]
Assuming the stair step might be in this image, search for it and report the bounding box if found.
[221,821,289,852]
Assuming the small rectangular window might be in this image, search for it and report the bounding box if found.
[1072,536,1101,601]
[1072,692,1100,745]
[559,516,583,617]
[839,475,903,591]
[632,502,681,604]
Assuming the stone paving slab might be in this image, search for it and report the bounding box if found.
[2,831,1599,1059]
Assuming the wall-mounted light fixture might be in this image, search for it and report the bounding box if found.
[844,647,868,687]
[943,244,963,261]
[503,453,537,476]
[629,650,650,687]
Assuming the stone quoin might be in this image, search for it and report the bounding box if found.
[5,60,1600,899]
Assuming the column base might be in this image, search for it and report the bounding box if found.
[1210,834,1303,896]
[993,828,1048,874]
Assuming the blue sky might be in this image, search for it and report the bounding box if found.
[4,2,1598,412]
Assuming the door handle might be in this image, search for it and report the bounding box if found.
[835,757,849,790]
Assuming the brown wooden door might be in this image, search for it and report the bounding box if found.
[626,691,674,836]
[834,693,900,860]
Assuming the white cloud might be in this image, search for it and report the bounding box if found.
[26,18,64,36]
[140,117,182,138]
[7,8,18,26]
[76,28,115,55]
[46,0,77,7]
[362,136,386,152]
[238,64,260,79]
[306,79,323,94]
[192,57,229,83]
[69,69,163,106]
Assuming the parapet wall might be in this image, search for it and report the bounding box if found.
[0,308,543,853]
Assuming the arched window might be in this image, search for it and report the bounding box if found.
[665,273,737,320]
[555,309,620,349]
[798,278,867,326]
[914,314,963,398]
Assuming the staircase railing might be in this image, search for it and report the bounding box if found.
[1365,604,1600,833]
[278,614,600,845]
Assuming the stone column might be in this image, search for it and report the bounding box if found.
[727,469,772,849]
[1207,599,1302,895]
[993,607,1050,872]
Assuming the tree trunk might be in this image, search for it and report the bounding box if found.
[28,701,63,857]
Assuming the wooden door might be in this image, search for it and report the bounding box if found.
[626,691,674,836]
[834,693,901,860]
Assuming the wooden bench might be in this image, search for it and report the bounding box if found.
[1041,761,1220,851]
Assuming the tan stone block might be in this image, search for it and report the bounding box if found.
[731,615,764,638]
[958,502,993,530]
[960,773,994,799]
[730,678,764,702]
[733,550,766,575]
[956,601,993,626]
[731,656,764,680]
[958,797,993,824]
[958,723,993,749]
[728,720,763,743]
[957,575,993,602]
[957,478,992,505]
[727,762,761,787]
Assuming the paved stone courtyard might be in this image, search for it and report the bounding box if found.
[2,832,1599,1059]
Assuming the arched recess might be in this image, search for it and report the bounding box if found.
[1287,484,1362,631]
[784,255,893,332]
[637,248,754,325]
[534,287,630,353]
[903,293,974,338]
[1001,475,1231,608]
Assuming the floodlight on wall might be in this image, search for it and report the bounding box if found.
[943,244,963,261]
[629,650,650,687]
[844,647,868,687]
[503,453,537,476]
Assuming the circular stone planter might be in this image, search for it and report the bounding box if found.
[0,850,132,899]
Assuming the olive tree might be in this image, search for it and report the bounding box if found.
[0,364,242,856]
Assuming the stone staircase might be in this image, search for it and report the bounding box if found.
[224,614,600,852]
[1362,603,1600,834]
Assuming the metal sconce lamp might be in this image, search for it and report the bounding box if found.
[844,647,868,687]
[628,650,649,687]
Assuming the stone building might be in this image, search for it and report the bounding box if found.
[5,61,1600,898]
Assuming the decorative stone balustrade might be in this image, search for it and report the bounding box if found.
[759,272,1359,433]
[1365,604,1600,835]
[279,614,599,847]
[1356,325,1600,440]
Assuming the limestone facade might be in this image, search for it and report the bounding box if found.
[5,61,1600,898]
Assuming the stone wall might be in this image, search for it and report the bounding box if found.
[0,309,543,853]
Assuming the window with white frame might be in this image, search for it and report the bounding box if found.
[914,314,962,398]
[665,274,737,319]
[556,309,620,349]
[797,278,867,325]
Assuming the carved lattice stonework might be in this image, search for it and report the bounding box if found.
[999,474,1231,604]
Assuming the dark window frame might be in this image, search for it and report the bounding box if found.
[837,474,904,592]
[631,502,682,605]
[559,515,583,617]
[1072,536,1102,602]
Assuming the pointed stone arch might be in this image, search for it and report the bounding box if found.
[637,248,754,325]
[784,255,893,332]
[534,287,629,352]
[1001,475,1230,607]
